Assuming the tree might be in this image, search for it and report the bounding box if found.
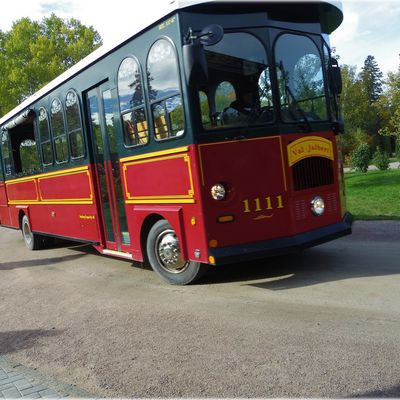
[0,14,102,117]
[360,55,383,104]
[378,69,400,155]
[338,64,372,155]
[339,56,386,156]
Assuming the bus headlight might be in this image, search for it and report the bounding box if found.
[211,184,226,201]
[310,196,325,216]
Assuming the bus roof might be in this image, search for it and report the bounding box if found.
[0,0,342,128]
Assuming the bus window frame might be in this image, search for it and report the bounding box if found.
[196,30,276,133]
[38,106,54,167]
[1,129,13,176]
[50,97,70,165]
[322,39,340,122]
[146,36,186,143]
[272,31,330,125]
[117,55,150,149]
[65,88,87,161]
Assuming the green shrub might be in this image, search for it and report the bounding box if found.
[350,143,371,173]
[372,146,390,170]
[396,140,400,159]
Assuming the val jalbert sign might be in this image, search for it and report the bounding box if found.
[287,136,334,167]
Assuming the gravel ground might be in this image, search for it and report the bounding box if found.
[0,221,399,398]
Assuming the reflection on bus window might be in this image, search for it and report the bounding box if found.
[275,34,328,122]
[1,131,12,175]
[259,68,273,107]
[215,81,236,112]
[323,43,337,120]
[198,33,274,130]
[38,107,53,165]
[20,139,40,173]
[50,98,68,163]
[199,91,211,128]
[65,90,85,158]
[118,57,148,146]
[147,39,184,140]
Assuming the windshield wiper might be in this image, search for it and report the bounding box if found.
[284,84,312,133]
[278,61,311,132]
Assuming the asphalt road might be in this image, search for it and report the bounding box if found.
[0,221,399,398]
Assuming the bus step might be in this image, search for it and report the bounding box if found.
[102,249,133,260]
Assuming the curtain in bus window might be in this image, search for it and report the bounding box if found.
[275,34,328,123]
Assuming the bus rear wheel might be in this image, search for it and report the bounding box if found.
[146,220,207,285]
[21,215,43,250]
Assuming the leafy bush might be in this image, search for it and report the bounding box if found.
[350,143,371,172]
[340,128,368,157]
[372,146,390,170]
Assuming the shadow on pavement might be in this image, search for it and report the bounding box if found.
[200,221,400,288]
[0,329,63,355]
[201,244,400,289]
[0,253,87,270]
[350,384,400,398]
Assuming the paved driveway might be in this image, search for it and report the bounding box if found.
[0,221,399,398]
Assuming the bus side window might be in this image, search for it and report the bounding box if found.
[2,111,39,176]
[38,107,53,166]
[50,98,69,163]
[147,39,184,140]
[117,56,148,147]
[1,130,13,175]
[65,90,85,158]
[20,139,40,173]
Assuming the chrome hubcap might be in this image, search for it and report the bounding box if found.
[23,220,32,245]
[155,229,188,273]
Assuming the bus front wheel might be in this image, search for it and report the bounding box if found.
[146,219,207,285]
[21,215,43,250]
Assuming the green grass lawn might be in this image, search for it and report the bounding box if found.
[345,169,400,220]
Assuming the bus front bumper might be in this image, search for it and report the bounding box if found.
[208,212,353,265]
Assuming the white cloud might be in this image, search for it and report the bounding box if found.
[331,1,399,74]
[0,0,173,46]
[331,9,359,43]
[0,1,42,30]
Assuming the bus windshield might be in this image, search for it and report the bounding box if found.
[275,34,328,124]
[198,31,330,131]
[199,32,274,130]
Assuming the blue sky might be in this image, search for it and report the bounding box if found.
[330,1,400,74]
[0,0,398,76]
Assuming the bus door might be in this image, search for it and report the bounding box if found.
[0,131,10,226]
[87,83,130,252]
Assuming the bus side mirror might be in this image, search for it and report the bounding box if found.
[330,57,342,95]
[183,24,224,86]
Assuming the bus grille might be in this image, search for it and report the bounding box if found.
[292,157,334,191]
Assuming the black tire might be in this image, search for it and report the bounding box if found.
[146,220,208,285]
[21,215,44,250]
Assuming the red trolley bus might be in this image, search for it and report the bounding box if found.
[0,0,352,284]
